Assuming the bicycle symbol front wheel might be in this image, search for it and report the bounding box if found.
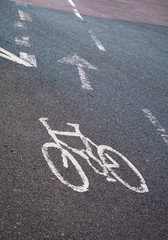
[42,142,89,192]
[98,145,149,193]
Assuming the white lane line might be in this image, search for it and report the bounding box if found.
[15,36,30,47]
[67,0,76,8]
[67,0,106,51]
[73,8,84,20]
[16,2,27,7]
[67,0,83,20]
[18,10,32,22]
[14,21,27,29]
[19,52,37,67]
[88,30,106,51]
[0,47,33,67]
[142,108,168,146]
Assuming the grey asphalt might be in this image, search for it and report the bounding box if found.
[0,0,168,239]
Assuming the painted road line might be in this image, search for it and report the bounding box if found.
[66,0,106,50]
[67,0,76,8]
[58,54,97,90]
[73,9,84,21]
[142,108,168,146]
[15,36,30,47]
[18,10,32,22]
[67,0,83,21]
[14,21,27,29]
[0,47,33,67]
[88,30,106,51]
[16,2,27,7]
[20,52,37,67]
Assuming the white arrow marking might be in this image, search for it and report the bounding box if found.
[58,54,97,90]
[0,47,36,67]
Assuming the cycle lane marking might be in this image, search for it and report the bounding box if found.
[142,108,168,146]
[58,54,97,91]
[39,118,149,193]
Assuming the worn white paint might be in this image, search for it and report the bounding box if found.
[14,21,27,29]
[58,54,97,90]
[142,108,168,146]
[19,52,37,67]
[39,118,149,193]
[15,36,30,47]
[88,30,106,51]
[18,10,32,22]
[0,47,33,67]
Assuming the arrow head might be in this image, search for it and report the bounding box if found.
[58,54,97,70]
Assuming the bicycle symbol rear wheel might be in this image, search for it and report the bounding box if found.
[42,142,89,192]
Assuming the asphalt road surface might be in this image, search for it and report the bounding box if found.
[0,0,168,239]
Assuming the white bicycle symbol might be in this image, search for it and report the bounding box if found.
[39,118,149,193]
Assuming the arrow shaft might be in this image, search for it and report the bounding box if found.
[77,66,93,91]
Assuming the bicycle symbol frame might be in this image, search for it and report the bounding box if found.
[39,118,149,193]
